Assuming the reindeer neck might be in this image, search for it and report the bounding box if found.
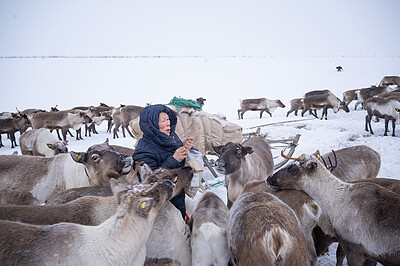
[81,206,157,264]
[301,168,351,210]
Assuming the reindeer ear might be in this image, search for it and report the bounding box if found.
[243,146,253,155]
[311,150,321,159]
[136,198,153,217]
[70,151,87,163]
[140,164,154,183]
[237,146,253,156]
[212,144,224,155]
[104,138,109,145]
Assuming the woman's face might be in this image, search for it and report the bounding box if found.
[158,112,171,135]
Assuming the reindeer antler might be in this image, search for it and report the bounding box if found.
[128,162,144,189]
[280,150,305,161]
[320,150,337,173]
[141,171,166,196]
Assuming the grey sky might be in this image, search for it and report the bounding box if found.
[1,0,399,57]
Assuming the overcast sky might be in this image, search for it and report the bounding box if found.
[1,0,399,57]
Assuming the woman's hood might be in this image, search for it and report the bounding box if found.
[139,104,181,150]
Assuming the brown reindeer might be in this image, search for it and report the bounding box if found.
[0,139,132,205]
[227,192,310,265]
[30,110,92,142]
[0,113,31,148]
[238,98,285,119]
[242,180,321,265]
[379,75,400,86]
[213,136,274,208]
[112,105,143,139]
[302,89,349,120]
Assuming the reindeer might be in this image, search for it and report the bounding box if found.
[0,167,193,265]
[342,88,361,110]
[365,97,400,136]
[267,153,400,265]
[112,105,143,139]
[19,128,68,156]
[238,98,285,119]
[242,180,321,265]
[0,140,132,205]
[227,191,310,265]
[0,113,31,148]
[213,136,274,208]
[190,192,230,266]
[302,89,349,120]
[30,110,92,142]
[379,75,400,87]
[31,164,195,265]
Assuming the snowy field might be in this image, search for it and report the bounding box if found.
[0,56,399,265]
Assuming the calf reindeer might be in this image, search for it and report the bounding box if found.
[190,192,230,266]
[0,167,194,265]
[227,192,310,265]
[267,155,400,265]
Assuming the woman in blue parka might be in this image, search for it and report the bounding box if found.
[132,104,194,220]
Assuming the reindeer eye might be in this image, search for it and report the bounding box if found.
[91,155,100,161]
[288,165,298,174]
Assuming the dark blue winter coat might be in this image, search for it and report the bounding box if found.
[132,104,186,218]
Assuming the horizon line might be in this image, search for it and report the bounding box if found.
[1,54,400,60]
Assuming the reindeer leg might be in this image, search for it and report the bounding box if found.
[259,110,264,119]
[67,130,74,137]
[335,243,346,266]
[0,134,3,147]
[384,118,389,136]
[368,115,374,135]
[310,109,318,118]
[392,119,396,137]
[126,126,135,138]
[113,126,119,139]
[56,129,63,141]
[92,124,98,134]
[10,132,16,148]
[62,128,68,142]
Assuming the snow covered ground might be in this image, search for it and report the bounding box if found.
[0,56,399,265]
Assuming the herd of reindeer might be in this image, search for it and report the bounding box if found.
[0,76,399,265]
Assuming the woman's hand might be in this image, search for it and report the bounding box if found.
[173,146,188,162]
[183,135,194,150]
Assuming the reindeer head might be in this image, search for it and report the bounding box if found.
[70,139,133,185]
[139,164,194,198]
[267,151,337,191]
[213,142,253,175]
[110,166,193,218]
